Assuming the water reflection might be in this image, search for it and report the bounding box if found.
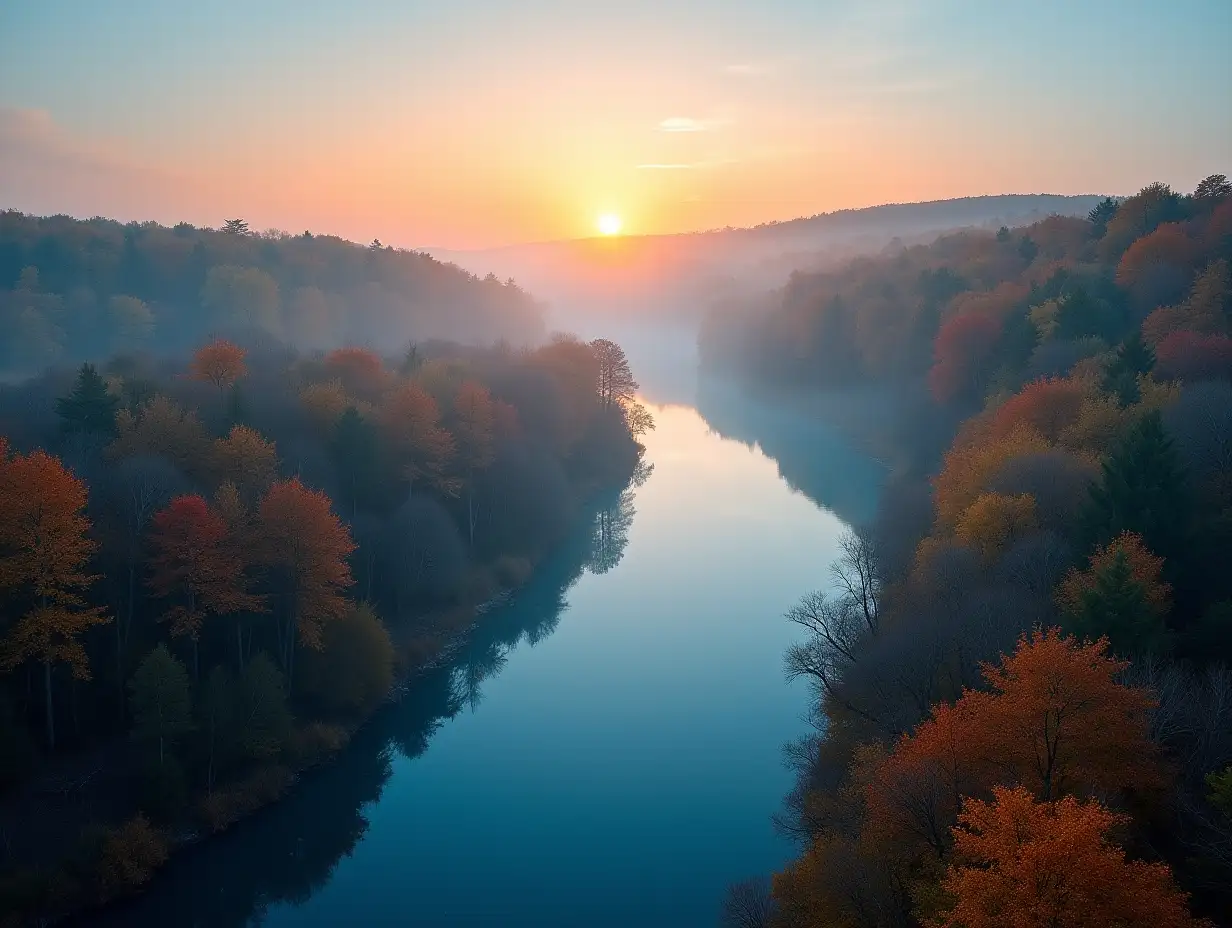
[87,485,638,928]
[695,377,885,527]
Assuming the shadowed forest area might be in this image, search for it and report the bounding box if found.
[706,175,1232,926]
[0,236,651,924]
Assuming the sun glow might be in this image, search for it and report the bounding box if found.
[597,213,623,236]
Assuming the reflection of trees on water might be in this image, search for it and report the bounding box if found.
[86,471,644,928]
[586,460,651,576]
[695,378,884,527]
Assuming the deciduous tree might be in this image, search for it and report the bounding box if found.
[934,786,1205,928]
[189,338,247,400]
[0,448,109,748]
[257,478,355,681]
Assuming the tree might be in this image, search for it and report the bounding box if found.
[298,603,394,713]
[108,295,155,348]
[110,395,211,479]
[56,362,119,438]
[1102,332,1156,406]
[590,338,639,410]
[933,425,1051,529]
[211,425,277,500]
[1193,174,1231,208]
[1058,532,1172,656]
[0,449,109,748]
[1155,331,1232,382]
[379,382,456,497]
[221,218,250,235]
[1083,410,1190,562]
[1088,197,1119,237]
[453,381,495,546]
[128,644,192,767]
[330,406,382,517]
[189,338,247,400]
[934,786,1205,928]
[988,377,1088,443]
[929,312,1005,404]
[148,494,264,675]
[323,347,387,399]
[200,266,280,335]
[954,492,1038,562]
[257,479,356,681]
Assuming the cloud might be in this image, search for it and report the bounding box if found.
[658,117,707,133]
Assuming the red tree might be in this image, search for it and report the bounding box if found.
[1155,331,1232,382]
[929,312,1004,403]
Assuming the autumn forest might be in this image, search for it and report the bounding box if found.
[705,175,1232,926]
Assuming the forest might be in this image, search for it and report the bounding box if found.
[0,272,650,923]
[0,212,545,378]
[706,175,1232,927]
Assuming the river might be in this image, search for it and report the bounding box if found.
[92,374,884,927]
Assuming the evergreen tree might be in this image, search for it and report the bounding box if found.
[128,644,193,767]
[1087,197,1119,237]
[1068,550,1169,656]
[1083,411,1189,562]
[1102,331,1156,406]
[55,363,119,437]
[331,406,382,516]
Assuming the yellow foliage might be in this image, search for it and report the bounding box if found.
[933,425,1050,529]
[955,492,1039,562]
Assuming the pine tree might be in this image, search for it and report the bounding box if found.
[128,644,192,767]
[1083,411,1189,563]
[1102,332,1156,406]
[1069,550,1169,656]
[56,363,119,437]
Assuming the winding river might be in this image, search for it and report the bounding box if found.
[93,368,884,927]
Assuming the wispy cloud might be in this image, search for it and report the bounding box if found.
[658,117,707,133]
[657,116,731,133]
[636,157,739,170]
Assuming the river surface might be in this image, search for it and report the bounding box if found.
[95,380,883,927]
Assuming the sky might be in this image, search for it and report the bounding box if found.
[1,0,1230,249]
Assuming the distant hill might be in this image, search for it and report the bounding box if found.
[0,211,545,377]
[431,194,1108,325]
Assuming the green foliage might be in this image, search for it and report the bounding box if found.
[1083,411,1190,562]
[1102,331,1156,406]
[1088,196,1119,236]
[1208,766,1232,818]
[1065,550,1169,656]
[128,644,193,765]
[56,362,119,437]
[298,603,395,714]
[331,406,382,514]
[236,653,293,761]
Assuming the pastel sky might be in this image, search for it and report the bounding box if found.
[2,0,1229,249]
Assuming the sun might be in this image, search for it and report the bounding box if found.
[597,213,623,236]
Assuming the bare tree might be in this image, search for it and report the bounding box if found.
[720,877,777,928]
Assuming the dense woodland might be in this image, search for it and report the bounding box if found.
[0,212,544,377]
[707,175,1232,927]
[0,293,649,921]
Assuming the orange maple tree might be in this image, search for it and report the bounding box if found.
[1057,531,1172,617]
[0,447,109,747]
[933,425,1051,528]
[934,786,1207,928]
[323,347,387,398]
[864,630,1161,863]
[257,478,355,679]
[189,338,247,397]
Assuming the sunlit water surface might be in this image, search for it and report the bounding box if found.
[95,392,882,928]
